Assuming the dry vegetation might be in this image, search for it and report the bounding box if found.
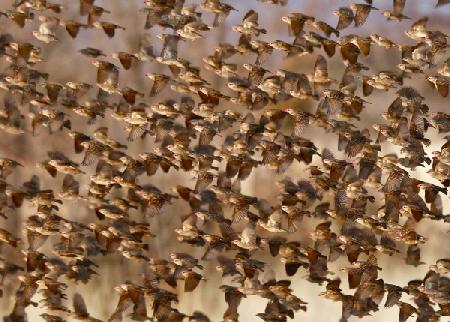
[0,0,449,321]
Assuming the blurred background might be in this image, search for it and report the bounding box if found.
[0,0,449,321]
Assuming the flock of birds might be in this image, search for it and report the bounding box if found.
[0,0,448,321]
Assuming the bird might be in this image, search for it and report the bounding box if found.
[334,7,354,30]
[349,3,378,27]
[382,0,410,21]
[91,59,119,92]
[0,1,448,322]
